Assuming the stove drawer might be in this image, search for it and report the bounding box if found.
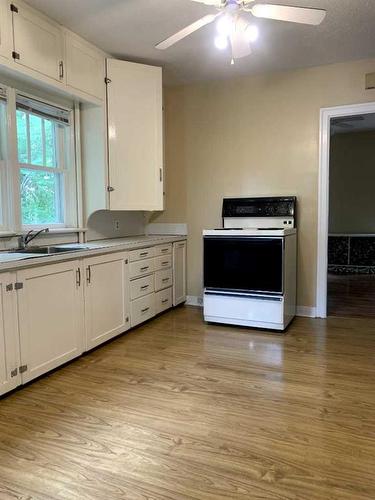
[204,292,283,325]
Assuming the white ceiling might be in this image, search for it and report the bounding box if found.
[25,0,375,85]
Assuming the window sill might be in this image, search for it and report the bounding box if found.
[0,228,87,238]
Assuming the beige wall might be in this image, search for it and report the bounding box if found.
[329,130,375,234]
[155,58,375,308]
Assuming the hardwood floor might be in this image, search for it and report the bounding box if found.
[328,272,375,317]
[0,306,374,500]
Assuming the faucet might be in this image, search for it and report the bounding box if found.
[18,228,50,250]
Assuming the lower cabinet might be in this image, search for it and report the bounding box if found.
[173,241,187,306]
[16,260,84,384]
[0,239,187,397]
[0,273,21,396]
[84,252,130,350]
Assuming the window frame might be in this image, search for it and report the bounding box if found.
[0,85,79,233]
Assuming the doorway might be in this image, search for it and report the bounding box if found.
[317,102,375,318]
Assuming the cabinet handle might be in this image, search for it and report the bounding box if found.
[140,252,148,257]
[76,268,81,287]
[140,285,149,290]
[162,278,170,282]
[141,307,150,313]
[86,266,91,284]
[162,299,169,304]
[59,60,64,79]
[140,266,149,271]
[161,261,169,266]
[161,248,169,253]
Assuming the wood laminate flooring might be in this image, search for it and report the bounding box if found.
[0,306,374,500]
[328,273,375,317]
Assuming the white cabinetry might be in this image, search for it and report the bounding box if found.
[173,241,187,306]
[106,59,163,211]
[16,261,84,384]
[0,0,12,60]
[84,252,130,350]
[65,30,105,100]
[11,1,64,82]
[0,273,20,396]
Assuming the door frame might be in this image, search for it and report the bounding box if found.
[316,101,375,318]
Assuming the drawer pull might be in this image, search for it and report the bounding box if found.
[140,285,149,290]
[161,248,169,253]
[162,299,169,304]
[140,252,148,256]
[161,261,169,266]
[140,266,149,271]
[162,278,170,282]
[141,307,150,313]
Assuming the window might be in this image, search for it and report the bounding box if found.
[16,95,76,228]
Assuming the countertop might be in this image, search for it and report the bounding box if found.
[0,235,187,273]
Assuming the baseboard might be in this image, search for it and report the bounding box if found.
[296,306,317,318]
[186,295,203,307]
[186,295,317,318]
[146,223,188,236]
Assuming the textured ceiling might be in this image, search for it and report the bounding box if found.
[25,0,375,85]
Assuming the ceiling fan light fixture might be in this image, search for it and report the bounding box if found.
[216,14,233,36]
[245,24,259,43]
[214,34,229,49]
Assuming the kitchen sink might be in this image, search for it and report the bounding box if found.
[13,246,88,255]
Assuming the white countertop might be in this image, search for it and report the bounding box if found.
[0,235,187,272]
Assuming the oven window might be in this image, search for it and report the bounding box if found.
[204,237,283,294]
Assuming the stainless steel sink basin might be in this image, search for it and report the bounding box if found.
[14,246,87,255]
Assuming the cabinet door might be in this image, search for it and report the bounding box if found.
[11,2,64,82]
[65,32,105,100]
[84,252,130,350]
[17,261,84,384]
[0,273,21,396]
[0,0,12,60]
[173,241,187,306]
[107,59,163,211]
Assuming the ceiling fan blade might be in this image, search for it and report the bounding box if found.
[155,14,219,50]
[251,4,326,25]
[230,18,252,59]
[191,0,224,6]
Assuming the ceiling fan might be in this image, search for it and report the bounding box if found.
[156,0,326,63]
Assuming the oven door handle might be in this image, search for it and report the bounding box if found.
[204,291,282,301]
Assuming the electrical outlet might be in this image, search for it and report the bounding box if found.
[114,220,120,231]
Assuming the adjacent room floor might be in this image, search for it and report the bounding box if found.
[328,272,375,317]
[0,306,374,500]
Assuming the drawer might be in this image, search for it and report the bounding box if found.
[155,287,173,315]
[131,293,155,327]
[155,268,173,291]
[129,257,154,279]
[154,243,172,257]
[129,247,155,262]
[154,254,172,272]
[130,274,155,300]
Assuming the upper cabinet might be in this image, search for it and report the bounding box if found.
[106,59,164,211]
[11,1,64,82]
[65,30,105,101]
[0,0,12,60]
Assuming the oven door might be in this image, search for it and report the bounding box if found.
[204,236,284,295]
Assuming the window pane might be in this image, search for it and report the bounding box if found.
[16,110,28,164]
[44,119,57,167]
[20,169,63,225]
[29,114,43,165]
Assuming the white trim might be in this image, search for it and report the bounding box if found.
[296,306,316,318]
[186,295,203,307]
[146,223,188,236]
[317,101,375,318]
